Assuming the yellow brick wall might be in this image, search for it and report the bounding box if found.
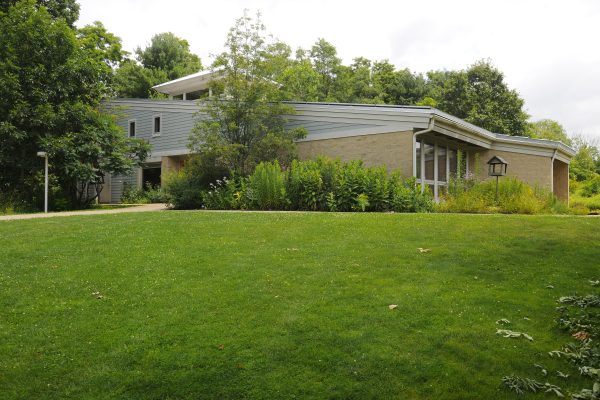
[297,131,414,176]
[553,160,569,202]
[474,149,552,189]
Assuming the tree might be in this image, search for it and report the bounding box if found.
[309,38,341,101]
[278,58,321,102]
[526,119,571,145]
[0,0,149,208]
[77,21,127,96]
[570,135,600,181]
[0,0,79,26]
[425,61,529,135]
[189,11,305,176]
[136,32,202,80]
[114,32,202,98]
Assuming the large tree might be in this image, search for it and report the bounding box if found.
[189,11,305,176]
[425,61,529,135]
[526,119,571,145]
[0,0,149,208]
[0,0,79,26]
[114,32,202,98]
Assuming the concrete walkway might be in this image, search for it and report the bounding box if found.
[0,203,168,221]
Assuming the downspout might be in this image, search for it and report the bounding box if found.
[413,117,435,192]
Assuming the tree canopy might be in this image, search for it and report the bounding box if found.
[0,0,79,26]
[526,119,571,145]
[114,32,202,98]
[0,0,149,209]
[189,11,305,176]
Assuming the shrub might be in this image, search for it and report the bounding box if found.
[198,157,433,213]
[163,171,203,209]
[163,154,229,210]
[121,182,149,204]
[286,160,324,211]
[390,177,434,213]
[201,177,245,210]
[439,177,557,214]
[246,161,288,210]
[582,174,600,197]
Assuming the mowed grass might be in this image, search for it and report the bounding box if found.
[1,212,599,399]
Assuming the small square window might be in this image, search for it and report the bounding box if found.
[153,116,161,135]
[128,120,136,137]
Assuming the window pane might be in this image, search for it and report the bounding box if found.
[154,117,161,133]
[449,148,457,178]
[129,121,135,137]
[438,146,447,182]
[424,143,434,181]
[416,141,421,179]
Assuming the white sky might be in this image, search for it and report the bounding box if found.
[77,0,600,140]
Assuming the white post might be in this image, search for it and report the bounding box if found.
[37,151,48,213]
[44,154,48,213]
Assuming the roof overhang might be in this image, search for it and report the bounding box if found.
[152,70,223,96]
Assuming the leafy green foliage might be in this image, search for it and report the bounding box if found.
[0,0,149,209]
[163,154,229,209]
[439,176,564,214]
[189,11,306,176]
[527,119,572,145]
[504,292,600,399]
[114,32,202,98]
[571,136,600,182]
[193,157,433,213]
[135,32,202,80]
[0,0,80,26]
[582,175,600,197]
[246,161,287,210]
[120,182,167,204]
[502,376,564,397]
[425,60,529,135]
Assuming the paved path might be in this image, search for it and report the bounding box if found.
[0,203,168,221]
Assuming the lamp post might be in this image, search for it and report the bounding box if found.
[37,151,48,213]
[487,156,508,203]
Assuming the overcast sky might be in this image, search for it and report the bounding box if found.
[77,0,600,140]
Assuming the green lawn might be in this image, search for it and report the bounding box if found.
[1,212,598,399]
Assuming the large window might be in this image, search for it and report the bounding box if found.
[416,139,468,199]
[449,148,458,177]
[437,146,447,182]
[423,143,434,181]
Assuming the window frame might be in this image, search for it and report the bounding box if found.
[416,138,470,199]
[152,114,162,136]
[128,119,136,138]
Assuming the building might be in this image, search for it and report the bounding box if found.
[101,72,574,203]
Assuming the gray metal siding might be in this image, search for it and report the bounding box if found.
[116,108,195,156]
[110,173,137,203]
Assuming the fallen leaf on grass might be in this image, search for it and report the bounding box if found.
[286,248,299,251]
[91,291,104,299]
[589,280,599,287]
[217,344,224,350]
[388,304,398,310]
[556,371,569,379]
[572,331,590,341]
[417,248,431,253]
[534,364,548,376]
[496,329,533,341]
[546,284,554,289]
[496,318,511,325]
